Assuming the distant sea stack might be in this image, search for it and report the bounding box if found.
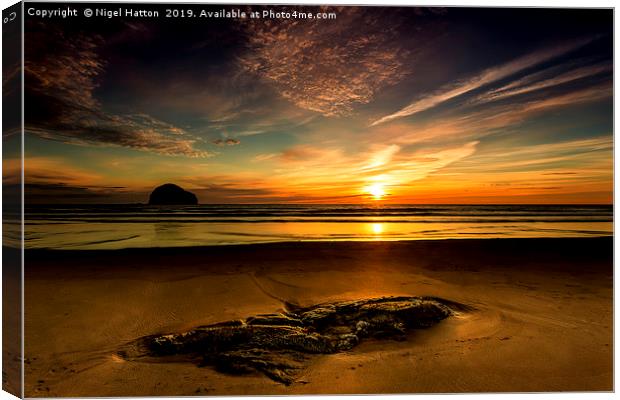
[148,183,198,205]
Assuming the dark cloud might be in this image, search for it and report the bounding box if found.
[212,138,241,146]
[25,22,211,157]
[24,183,140,204]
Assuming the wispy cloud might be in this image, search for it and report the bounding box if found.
[361,144,401,170]
[368,82,612,147]
[371,36,598,126]
[253,153,278,162]
[464,137,612,166]
[23,157,104,186]
[475,61,611,104]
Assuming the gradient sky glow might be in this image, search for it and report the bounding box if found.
[20,6,613,204]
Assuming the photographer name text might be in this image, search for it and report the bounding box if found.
[27,7,337,20]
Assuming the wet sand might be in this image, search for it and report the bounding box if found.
[24,237,613,396]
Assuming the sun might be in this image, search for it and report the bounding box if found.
[365,183,386,200]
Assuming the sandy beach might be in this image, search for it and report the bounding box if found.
[23,237,612,396]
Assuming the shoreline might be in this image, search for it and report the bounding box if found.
[23,234,614,254]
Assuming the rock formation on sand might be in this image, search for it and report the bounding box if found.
[120,296,465,385]
[148,183,198,205]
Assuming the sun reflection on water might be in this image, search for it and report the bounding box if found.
[371,223,384,235]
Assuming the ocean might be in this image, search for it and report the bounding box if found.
[21,204,613,250]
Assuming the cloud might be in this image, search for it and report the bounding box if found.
[436,137,613,197]
[2,62,21,98]
[515,82,610,113]
[443,137,612,200]
[239,8,442,117]
[367,82,612,148]
[25,22,211,157]
[371,36,598,126]
[138,134,609,204]
[212,138,241,146]
[25,183,127,204]
[20,156,147,203]
[263,140,479,198]
[379,141,479,185]
[169,138,478,203]
[470,137,612,162]
[362,144,401,170]
[474,61,612,104]
[253,153,278,162]
[23,157,103,186]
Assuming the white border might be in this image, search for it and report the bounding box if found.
[0,1,616,400]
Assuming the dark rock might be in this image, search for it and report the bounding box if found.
[148,183,198,205]
[121,296,465,385]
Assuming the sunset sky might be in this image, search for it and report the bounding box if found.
[20,6,612,204]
